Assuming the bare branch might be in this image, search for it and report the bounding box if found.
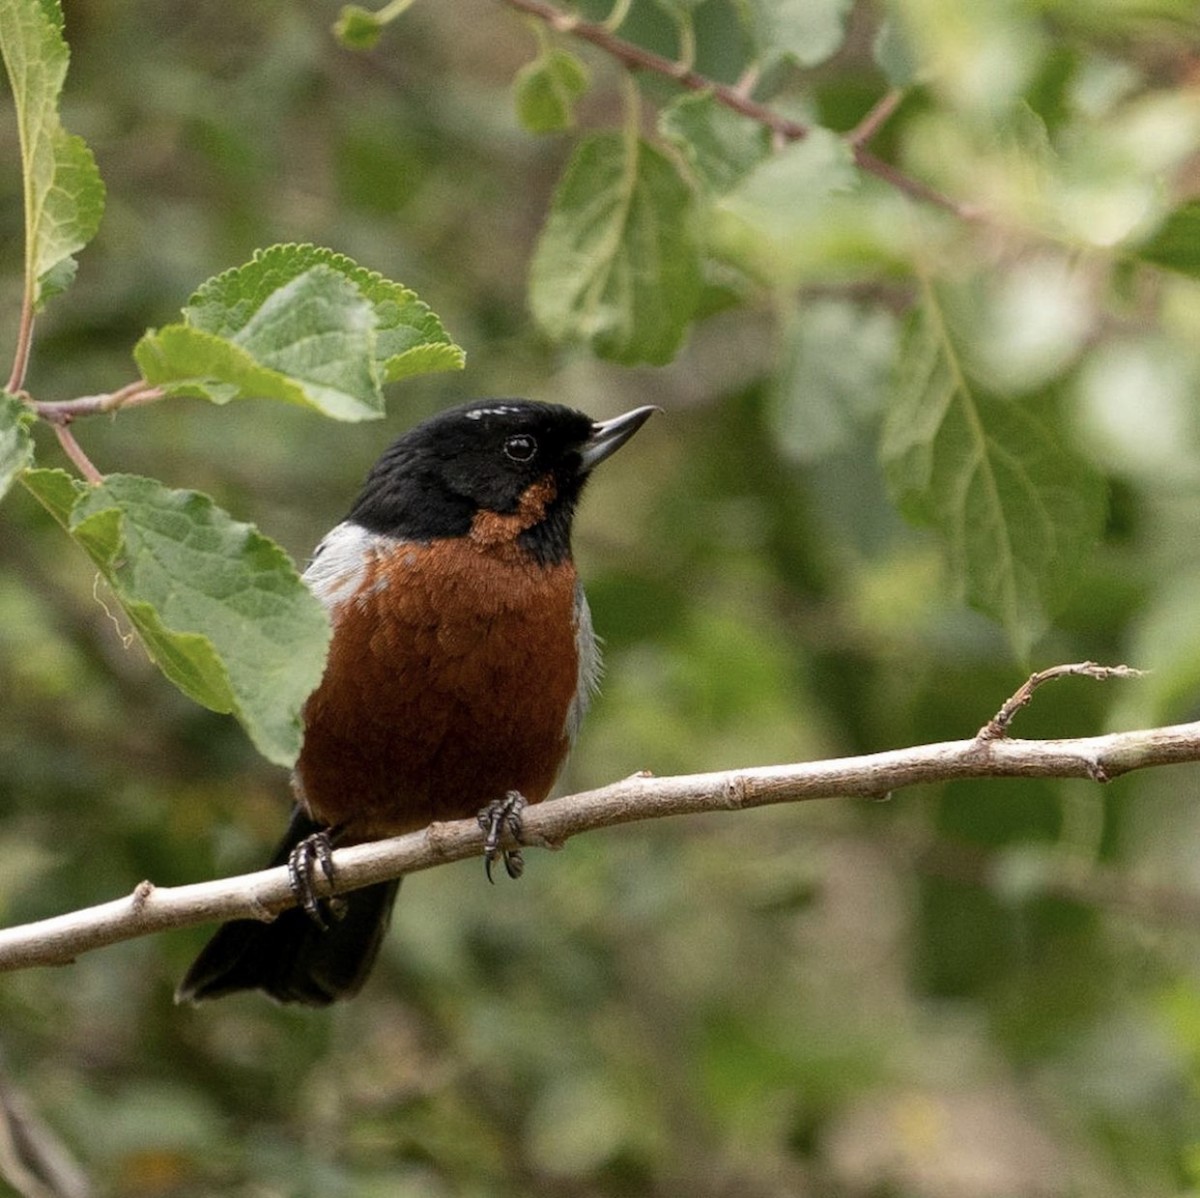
[3,717,1200,975]
[34,381,166,424]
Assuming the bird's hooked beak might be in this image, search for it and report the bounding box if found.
[577,406,660,472]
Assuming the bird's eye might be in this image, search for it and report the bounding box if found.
[503,433,537,462]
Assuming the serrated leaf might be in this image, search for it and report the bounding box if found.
[138,270,381,419]
[739,0,854,69]
[514,48,589,134]
[135,244,464,421]
[880,288,1106,655]
[21,464,81,525]
[659,91,770,196]
[22,470,330,765]
[0,391,34,501]
[1135,200,1200,278]
[0,0,105,307]
[530,132,700,365]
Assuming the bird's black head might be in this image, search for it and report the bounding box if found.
[348,400,656,564]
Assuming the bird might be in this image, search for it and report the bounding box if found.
[176,399,657,1006]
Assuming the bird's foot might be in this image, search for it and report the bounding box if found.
[287,829,348,929]
[478,791,527,883]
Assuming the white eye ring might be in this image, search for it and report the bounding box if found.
[504,433,537,462]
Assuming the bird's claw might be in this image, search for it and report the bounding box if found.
[478,791,527,883]
[287,830,348,929]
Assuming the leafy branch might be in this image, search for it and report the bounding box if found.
[0,0,467,766]
[498,0,978,220]
[0,664,1192,975]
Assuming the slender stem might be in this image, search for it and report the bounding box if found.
[603,0,633,33]
[373,0,420,23]
[35,381,166,423]
[500,0,811,138]
[6,291,34,394]
[498,0,979,220]
[847,87,904,148]
[52,423,103,485]
[674,11,695,75]
[852,146,982,221]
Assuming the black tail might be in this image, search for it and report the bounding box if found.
[176,809,400,1006]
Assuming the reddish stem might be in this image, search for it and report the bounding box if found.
[53,422,103,485]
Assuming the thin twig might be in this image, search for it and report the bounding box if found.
[498,0,979,220]
[847,88,904,148]
[6,293,34,395]
[51,424,103,485]
[2,713,1199,973]
[978,661,1146,740]
[501,0,811,136]
[851,146,982,220]
[34,381,166,423]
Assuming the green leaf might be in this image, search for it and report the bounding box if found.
[873,18,920,88]
[0,391,34,501]
[1109,568,1200,731]
[514,48,589,134]
[768,301,898,463]
[0,0,105,307]
[334,4,384,49]
[739,0,854,69]
[22,469,331,766]
[530,132,701,365]
[21,463,80,525]
[880,288,1106,655]
[135,244,464,421]
[333,0,417,49]
[658,91,770,196]
[718,127,859,240]
[1135,200,1200,278]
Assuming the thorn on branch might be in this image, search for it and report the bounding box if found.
[978,661,1146,741]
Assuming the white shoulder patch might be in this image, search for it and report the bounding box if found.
[303,520,389,610]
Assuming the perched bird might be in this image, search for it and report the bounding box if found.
[176,399,656,1006]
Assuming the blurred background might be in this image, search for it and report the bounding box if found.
[4,0,1200,1193]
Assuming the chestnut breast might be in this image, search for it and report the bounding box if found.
[294,520,585,840]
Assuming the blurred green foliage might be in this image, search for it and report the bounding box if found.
[4,0,1200,1195]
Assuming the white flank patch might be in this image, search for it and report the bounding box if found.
[565,582,601,744]
[303,520,389,610]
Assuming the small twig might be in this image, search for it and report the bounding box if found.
[34,380,166,423]
[501,0,810,138]
[851,146,983,220]
[602,0,632,33]
[978,661,1146,741]
[847,88,904,148]
[498,0,978,220]
[51,423,103,485]
[5,293,34,395]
